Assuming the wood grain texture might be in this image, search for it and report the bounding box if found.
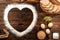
[0,0,60,40]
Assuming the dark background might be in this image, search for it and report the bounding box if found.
[0,0,60,40]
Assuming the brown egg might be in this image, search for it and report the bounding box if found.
[41,24,46,29]
[48,22,53,28]
[46,29,51,34]
[37,31,46,40]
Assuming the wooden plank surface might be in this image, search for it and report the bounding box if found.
[0,0,60,40]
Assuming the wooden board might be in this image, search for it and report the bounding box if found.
[0,0,60,40]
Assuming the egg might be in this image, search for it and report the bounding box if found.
[46,29,51,34]
[41,24,46,29]
[48,22,53,28]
